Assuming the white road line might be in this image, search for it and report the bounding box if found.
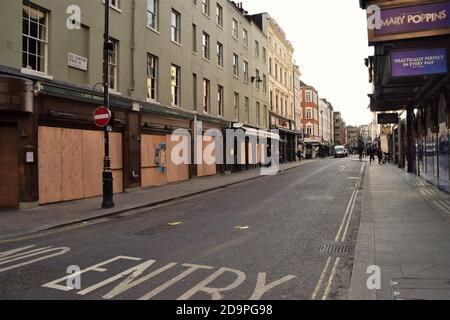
[313,163,364,300]
[341,190,359,242]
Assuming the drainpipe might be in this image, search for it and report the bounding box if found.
[129,0,136,96]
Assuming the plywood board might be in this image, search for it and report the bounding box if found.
[113,169,123,193]
[62,128,84,201]
[38,126,63,204]
[82,130,104,198]
[141,134,167,187]
[110,132,123,170]
[198,137,217,177]
[166,134,190,183]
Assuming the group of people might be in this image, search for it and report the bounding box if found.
[358,144,387,165]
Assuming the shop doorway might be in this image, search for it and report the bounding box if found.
[0,125,19,209]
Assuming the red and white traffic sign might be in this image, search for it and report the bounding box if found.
[93,106,111,128]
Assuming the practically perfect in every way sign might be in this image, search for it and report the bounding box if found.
[391,48,448,77]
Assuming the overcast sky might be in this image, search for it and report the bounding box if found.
[244,0,374,126]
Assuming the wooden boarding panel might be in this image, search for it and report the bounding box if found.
[166,134,189,183]
[110,132,123,170]
[197,137,217,177]
[82,130,104,198]
[0,126,19,208]
[141,134,167,187]
[113,170,123,193]
[38,126,63,204]
[61,128,84,201]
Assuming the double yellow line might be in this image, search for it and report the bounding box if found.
[311,163,365,300]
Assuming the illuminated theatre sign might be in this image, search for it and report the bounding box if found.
[368,1,450,42]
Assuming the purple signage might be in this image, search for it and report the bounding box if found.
[376,1,450,36]
[391,48,448,77]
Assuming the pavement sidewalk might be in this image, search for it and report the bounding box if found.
[349,162,450,300]
[0,160,313,241]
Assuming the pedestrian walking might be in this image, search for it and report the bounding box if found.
[377,148,383,165]
[368,147,375,165]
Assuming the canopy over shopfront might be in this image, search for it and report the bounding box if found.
[360,0,450,187]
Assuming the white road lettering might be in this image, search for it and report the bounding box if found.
[0,245,36,259]
[139,263,214,300]
[249,273,296,300]
[0,246,71,273]
[43,256,141,292]
[77,259,157,296]
[177,267,246,300]
[103,262,178,299]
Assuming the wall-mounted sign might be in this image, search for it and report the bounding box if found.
[368,1,450,42]
[391,48,448,77]
[68,52,88,71]
[378,113,399,124]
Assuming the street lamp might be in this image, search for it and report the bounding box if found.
[102,0,114,209]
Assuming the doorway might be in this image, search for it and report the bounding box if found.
[0,125,19,209]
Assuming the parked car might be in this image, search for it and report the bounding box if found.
[334,146,346,158]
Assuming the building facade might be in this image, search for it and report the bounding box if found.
[334,111,347,146]
[347,125,361,153]
[0,0,274,209]
[265,14,297,162]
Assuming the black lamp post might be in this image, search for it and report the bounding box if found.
[102,0,114,209]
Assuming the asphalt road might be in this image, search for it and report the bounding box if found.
[0,157,365,300]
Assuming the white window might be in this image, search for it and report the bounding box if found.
[202,32,210,60]
[306,91,312,102]
[232,19,238,39]
[243,28,248,47]
[22,3,48,73]
[109,0,120,10]
[234,92,240,120]
[171,64,180,106]
[216,4,223,27]
[147,0,158,30]
[147,54,158,100]
[263,75,267,94]
[108,38,118,90]
[306,125,312,135]
[202,0,210,16]
[233,53,239,77]
[262,47,267,64]
[243,61,249,83]
[203,78,210,113]
[255,69,260,90]
[217,42,223,67]
[171,9,181,44]
[255,40,260,58]
[218,85,224,116]
[306,108,312,119]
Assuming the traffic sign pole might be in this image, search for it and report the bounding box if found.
[102,0,114,209]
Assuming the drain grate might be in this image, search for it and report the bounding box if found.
[319,243,351,255]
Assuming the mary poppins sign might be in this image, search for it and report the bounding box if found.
[369,1,450,42]
[391,48,448,77]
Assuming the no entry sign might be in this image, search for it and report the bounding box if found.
[93,106,111,128]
